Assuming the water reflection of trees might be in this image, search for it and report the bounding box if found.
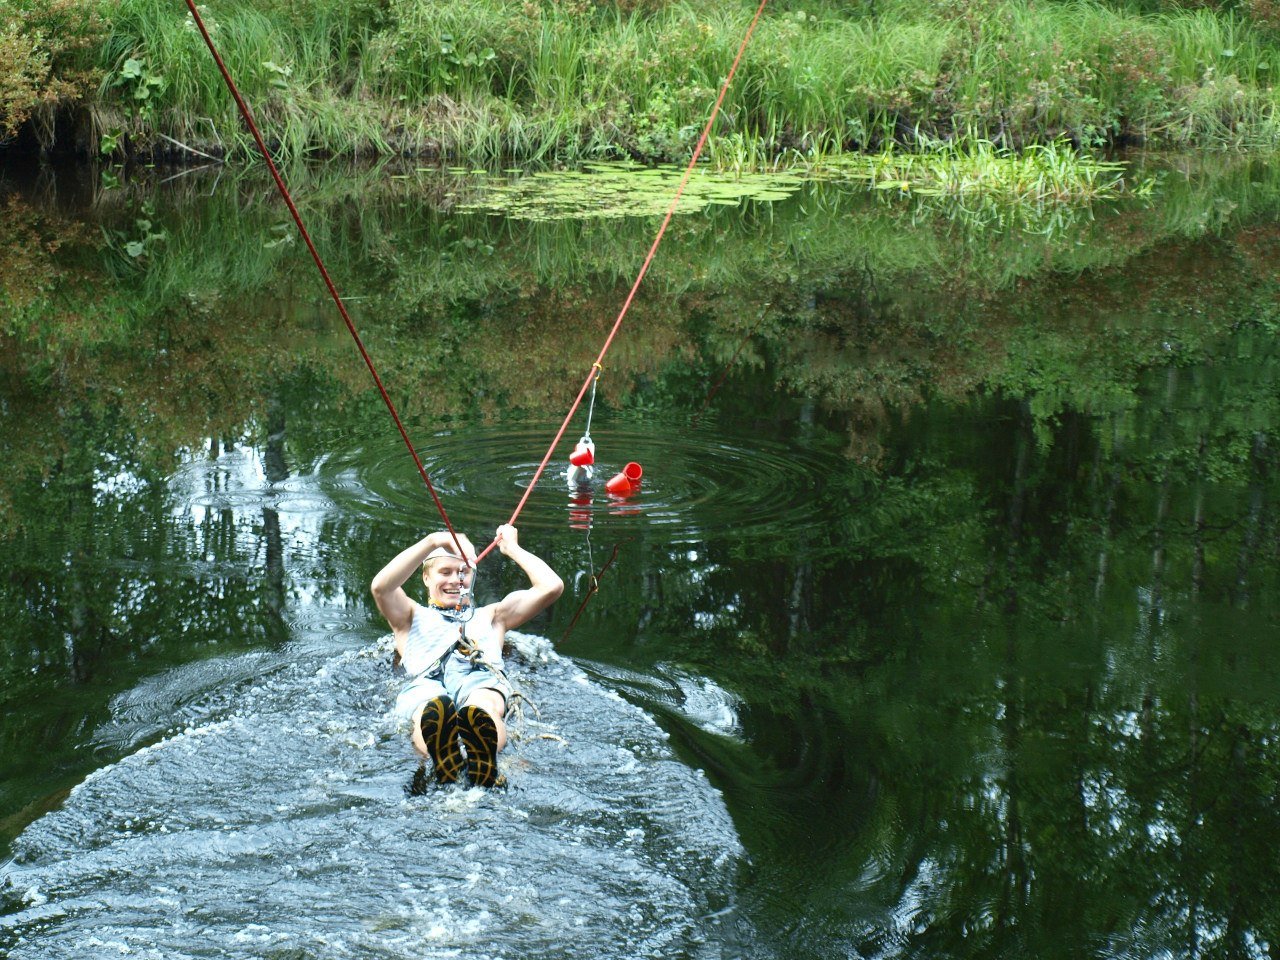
[637,371,1280,957]
[4,158,1280,952]
[538,287,1280,954]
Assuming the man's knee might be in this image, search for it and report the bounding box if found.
[465,687,506,719]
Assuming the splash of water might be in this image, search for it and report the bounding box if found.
[1,631,748,959]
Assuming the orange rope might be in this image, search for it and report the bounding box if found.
[188,0,770,566]
[475,0,771,564]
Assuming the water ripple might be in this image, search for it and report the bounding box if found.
[581,660,744,740]
[323,419,843,544]
[1,628,750,959]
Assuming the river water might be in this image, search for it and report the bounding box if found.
[2,154,1280,958]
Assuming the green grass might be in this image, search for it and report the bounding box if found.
[815,138,1135,202]
[94,0,386,157]
[23,0,1278,162]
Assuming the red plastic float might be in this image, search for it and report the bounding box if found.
[605,462,643,496]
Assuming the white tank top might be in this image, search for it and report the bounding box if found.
[400,602,501,676]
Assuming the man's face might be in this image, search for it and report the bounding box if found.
[424,557,473,607]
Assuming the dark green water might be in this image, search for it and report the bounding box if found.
[2,154,1280,958]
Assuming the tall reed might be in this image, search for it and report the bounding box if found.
[96,0,383,156]
[69,0,1280,161]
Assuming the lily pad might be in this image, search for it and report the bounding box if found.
[458,163,804,221]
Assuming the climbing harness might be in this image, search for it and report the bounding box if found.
[420,562,520,712]
[429,595,475,625]
[186,0,770,556]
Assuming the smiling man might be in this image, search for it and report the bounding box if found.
[371,525,563,787]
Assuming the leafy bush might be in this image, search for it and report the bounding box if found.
[0,0,104,143]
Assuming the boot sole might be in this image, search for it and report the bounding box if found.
[420,696,464,784]
[457,705,504,788]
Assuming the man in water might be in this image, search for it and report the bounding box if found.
[371,524,563,787]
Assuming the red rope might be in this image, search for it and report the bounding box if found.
[183,0,468,560]
[187,0,769,567]
[474,0,771,564]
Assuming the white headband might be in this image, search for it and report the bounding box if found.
[424,547,466,563]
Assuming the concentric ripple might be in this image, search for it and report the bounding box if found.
[168,447,337,519]
[320,417,845,545]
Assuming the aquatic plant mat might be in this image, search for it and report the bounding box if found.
[454,162,805,220]
[818,142,1134,201]
[449,147,1131,222]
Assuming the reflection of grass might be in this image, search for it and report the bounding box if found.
[75,149,1280,315]
[17,149,1277,398]
[6,150,1280,535]
[34,151,1273,440]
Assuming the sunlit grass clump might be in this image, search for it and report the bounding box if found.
[451,140,1131,225]
[819,139,1136,203]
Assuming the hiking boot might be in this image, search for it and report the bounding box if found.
[457,704,505,788]
[420,695,464,784]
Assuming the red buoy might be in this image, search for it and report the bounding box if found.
[605,462,643,496]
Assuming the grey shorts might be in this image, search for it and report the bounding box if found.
[394,650,512,722]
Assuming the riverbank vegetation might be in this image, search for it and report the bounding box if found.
[3,0,1280,164]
